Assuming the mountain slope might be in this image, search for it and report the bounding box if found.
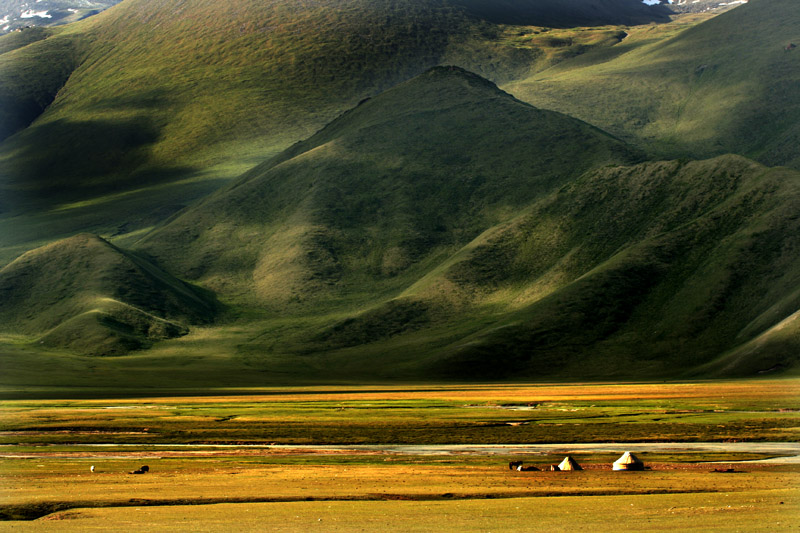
[136,67,640,306]
[422,156,800,379]
[133,68,800,380]
[0,0,668,264]
[448,0,670,26]
[0,233,217,355]
[0,25,84,145]
[1,67,798,382]
[506,0,800,169]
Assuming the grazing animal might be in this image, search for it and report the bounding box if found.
[509,461,523,470]
[130,465,150,475]
[90,465,95,473]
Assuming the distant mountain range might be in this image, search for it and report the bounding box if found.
[0,0,121,34]
[0,0,796,386]
[651,0,749,14]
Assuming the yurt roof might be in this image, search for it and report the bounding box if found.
[613,451,643,465]
[558,456,582,470]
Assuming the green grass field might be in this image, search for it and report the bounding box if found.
[2,380,799,445]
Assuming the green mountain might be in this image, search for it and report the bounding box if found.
[127,68,798,382]
[0,233,216,355]
[136,67,640,305]
[425,155,800,379]
[506,0,800,168]
[0,0,668,265]
[1,1,798,385]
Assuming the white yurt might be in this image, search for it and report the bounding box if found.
[557,455,583,471]
[613,451,645,471]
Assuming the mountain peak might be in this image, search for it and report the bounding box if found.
[419,65,503,88]
[137,67,638,306]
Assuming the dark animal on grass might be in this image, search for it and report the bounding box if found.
[130,465,150,474]
[509,461,523,470]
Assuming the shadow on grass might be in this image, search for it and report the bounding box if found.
[449,0,672,27]
[1,116,160,199]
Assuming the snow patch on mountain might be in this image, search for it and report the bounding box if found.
[20,9,51,18]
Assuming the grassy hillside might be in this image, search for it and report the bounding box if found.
[127,69,800,381]
[1,1,796,384]
[506,0,800,168]
[0,26,84,144]
[0,0,670,265]
[423,156,800,379]
[0,233,217,355]
[136,67,640,307]
[217,155,799,382]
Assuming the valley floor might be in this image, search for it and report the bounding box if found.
[1,452,798,531]
[1,380,798,530]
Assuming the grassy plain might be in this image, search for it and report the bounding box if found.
[2,380,799,445]
[1,380,798,528]
[7,491,796,532]
[1,455,798,528]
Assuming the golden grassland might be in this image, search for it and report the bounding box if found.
[1,379,798,529]
[1,455,798,530]
[13,490,798,533]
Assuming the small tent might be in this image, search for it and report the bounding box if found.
[557,456,582,471]
[613,451,644,471]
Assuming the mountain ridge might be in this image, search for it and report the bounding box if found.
[135,66,641,306]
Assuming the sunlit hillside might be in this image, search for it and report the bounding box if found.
[507,0,800,167]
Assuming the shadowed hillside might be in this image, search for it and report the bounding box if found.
[220,150,799,381]
[0,26,85,144]
[449,0,670,26]
[0,233,217,355]
[422,156,800,379]
[506,0,800,169]
[136,67,640,306]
